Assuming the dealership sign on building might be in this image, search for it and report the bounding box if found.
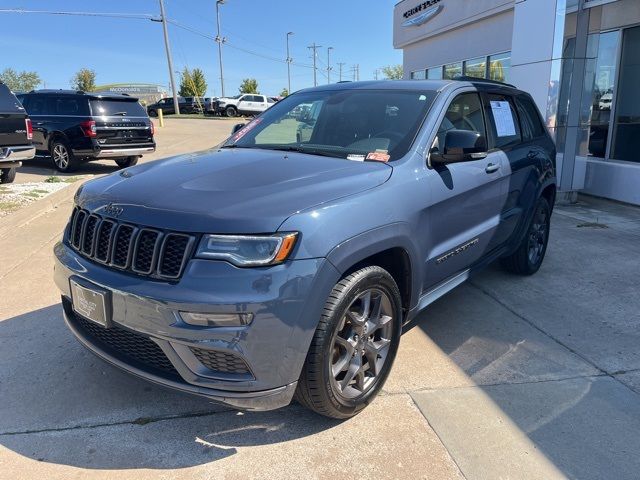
[401,0,443,27]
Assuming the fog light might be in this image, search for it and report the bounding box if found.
[179,312,253,327]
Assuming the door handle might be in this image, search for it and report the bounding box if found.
[485,163,500,174]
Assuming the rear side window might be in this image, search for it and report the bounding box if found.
[55,97,90,116]
[484,93,521,149]
[0,84,25,113]
[515,95,546,141]
[89,99,146,116]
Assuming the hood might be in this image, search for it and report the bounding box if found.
[77,148,392,233]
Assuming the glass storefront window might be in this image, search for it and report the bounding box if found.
[410,70,426,80]
[489,52,511,82]
[611,25,640,163]
[443,62,462,79]
[581,31,619,158]
[464,57,487,79]
[427,67,442,80]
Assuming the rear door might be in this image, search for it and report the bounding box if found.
[254,95,268,113]
[0,83,29,147]
[89,98,153,147]
[423,90,510,289]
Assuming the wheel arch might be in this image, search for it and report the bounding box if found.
[326,223,421,320]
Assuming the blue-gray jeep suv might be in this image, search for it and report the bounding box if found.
[54,79,556,419]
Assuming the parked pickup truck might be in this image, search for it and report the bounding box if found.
[215,94,276,117]
[0,82,35,183]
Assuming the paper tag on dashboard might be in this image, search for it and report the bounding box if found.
[366,151,390,162]
[347,154,365,161]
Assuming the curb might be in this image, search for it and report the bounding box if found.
[0,178,85,241]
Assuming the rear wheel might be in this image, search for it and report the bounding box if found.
[148,109,157,117]
[225,106,237,118]
[295,266,402,419]
[115,156,139,169]
[0,167,16,184]
[50,140,78,173]
[501,196,551,275]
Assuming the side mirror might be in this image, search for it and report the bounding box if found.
[430,130,488,164]
[231,123,246,135]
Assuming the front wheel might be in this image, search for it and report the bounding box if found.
[501,196,551,275]
[295,266,402,419]
[115,156,139,169]
[0,167,16,184]
[225,106,237,118]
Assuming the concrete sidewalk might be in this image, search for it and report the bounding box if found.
[0,193,639,479]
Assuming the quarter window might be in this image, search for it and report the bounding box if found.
[515,96,545,141]
[435,93,486,151]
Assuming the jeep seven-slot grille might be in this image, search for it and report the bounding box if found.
[68,207,194,280]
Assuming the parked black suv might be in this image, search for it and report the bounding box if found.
[146,97,204,116]
[17,90,155,172]
[0,82,35,183]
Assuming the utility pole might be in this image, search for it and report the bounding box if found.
[356,64,360,81]
[326,47,333,84]
[286,32,294,94]
[215,0,226,97]
[337,62,346,82]
[374,68,380,80]
[158,0,180,114]
[307,43,322,87]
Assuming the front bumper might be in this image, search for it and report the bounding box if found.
[54,240,339,411]
[0,145,35,168]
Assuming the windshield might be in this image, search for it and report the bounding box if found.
[90,99,147,116]
[223,89,437,161]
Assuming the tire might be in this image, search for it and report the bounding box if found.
[0,167,16,184]
[501,196,551,275]
[295,266,402,419]
[225,106,237,118]
[115,156,140,169]
[50,139,78,173]
[148,109,157,117]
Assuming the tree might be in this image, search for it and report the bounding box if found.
[280,88,289,97]
[0,68,41,92]
[178,67,207,97]
[239,78,259,94]
[381,65,404,80]
[71,68,96,92]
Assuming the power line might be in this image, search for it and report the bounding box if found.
[0,8,157,20]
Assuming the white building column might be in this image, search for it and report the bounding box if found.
[510,0,589,200]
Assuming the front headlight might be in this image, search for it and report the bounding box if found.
[195,232,298,267]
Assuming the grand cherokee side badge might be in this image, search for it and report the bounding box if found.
[104,203,124,217]
[436,238,479,264]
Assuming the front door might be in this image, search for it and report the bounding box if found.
[423,91,510,290]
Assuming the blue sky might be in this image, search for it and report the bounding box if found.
[1,0,402,96]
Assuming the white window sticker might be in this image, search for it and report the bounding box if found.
[490,101,516,137]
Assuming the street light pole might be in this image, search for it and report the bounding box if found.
[337,62,346,82]
[158,0,180,115]
[215,0,226,98]
[327,47,333,84]
[286,32,293,94]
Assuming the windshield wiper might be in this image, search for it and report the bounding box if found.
[260,145,343,159]
[112,111,128,116]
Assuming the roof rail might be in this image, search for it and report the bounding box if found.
[452,76,516,88]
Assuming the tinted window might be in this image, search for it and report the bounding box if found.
[516,95,545,141]
[89,99,146,116]
[484,93,521,148]
[436,93,486,150]
[53,97,88,116]
[255,96,266,103]
[0,83,24,113]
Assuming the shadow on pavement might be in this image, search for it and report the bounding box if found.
[19,155,119,181]
[0,305,339,470]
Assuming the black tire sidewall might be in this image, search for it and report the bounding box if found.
[0,167,16,183]
[320,268,402,417]
[226,106,237,117]
[115,156,139,168]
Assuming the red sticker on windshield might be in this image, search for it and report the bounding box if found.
[232,117,262,142]
[366,152,390,162]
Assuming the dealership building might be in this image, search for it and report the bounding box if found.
[394,0,640,205]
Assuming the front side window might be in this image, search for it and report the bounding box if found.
[435,92,486,150]
[224,89,437,161]
[484,93,521,148]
